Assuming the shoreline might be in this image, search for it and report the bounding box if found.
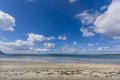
[0,58,120,65]
[0,61,120,69]
[0,61,120,80]
[0,60,120,66]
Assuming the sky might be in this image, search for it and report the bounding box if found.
[0,0,120,54]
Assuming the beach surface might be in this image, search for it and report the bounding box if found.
[0,61,120,80]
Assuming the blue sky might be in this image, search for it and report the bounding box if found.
[0,0,120,54]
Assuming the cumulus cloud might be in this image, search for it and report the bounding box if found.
[61,44,77,53]
[76,10,99,37]
[0,39,54,53]
[80,27,95,37]
[0,33,56,53]
[88,43,95,47]
[0,10,15,31]
[27,33,46,42]
[69,0,78,3]
[27,33,55,42]
[94,0,120,38]
[46,36,56,41]
[62,46,76,53]
[43,42,55,49]
[58,35,67,40]
[0,40,34,53]
[97,47,103,51]
[75,10,99,26]
[76,0,120,39]
[101,5,108,10]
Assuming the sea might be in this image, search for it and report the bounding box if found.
[0,54,120,65]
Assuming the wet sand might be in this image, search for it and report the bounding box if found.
[0,61,120,80]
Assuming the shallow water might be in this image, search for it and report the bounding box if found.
[0,54,120,64]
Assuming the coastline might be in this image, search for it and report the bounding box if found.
[0,61,120,80]
[0,57,120,65]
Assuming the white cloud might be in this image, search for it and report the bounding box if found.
[62,47,76,53]
[76,0,120,39]
[80,27,95,37]
[46,36,56,41]
[73,41,77,45]
[88,43,94,47]
[0,39,55,53]
[58,35,67,40]
[79,46,120,53]
[27,33,55,42]
[64,43,69,47]
[0,33,56,53]
[69,0,78,3]
[94,0,120,38]
[33,48,50,52]
[75,10,99,25]
[43,42,55,49]
[97,47,103,51]
[76,11,98,37]
[61,44,77,53]
[0,40,34,53]
[101,5,108,10]
[0,10,15,31]
[27,33,46,42]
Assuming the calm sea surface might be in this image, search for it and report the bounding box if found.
[0,54,120,65]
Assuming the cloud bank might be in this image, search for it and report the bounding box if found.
[0,33,56,54]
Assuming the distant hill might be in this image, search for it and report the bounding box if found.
[0,51,5,54]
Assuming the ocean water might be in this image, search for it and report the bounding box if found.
[0,54,120,65]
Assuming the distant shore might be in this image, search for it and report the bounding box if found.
[0,61,120,80]
[0,51,4,54]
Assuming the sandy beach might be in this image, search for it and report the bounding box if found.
[0,61,120,80]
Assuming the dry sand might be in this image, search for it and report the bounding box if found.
[0,61,120,80]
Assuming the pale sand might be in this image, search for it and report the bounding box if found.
[0,61,120,80]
